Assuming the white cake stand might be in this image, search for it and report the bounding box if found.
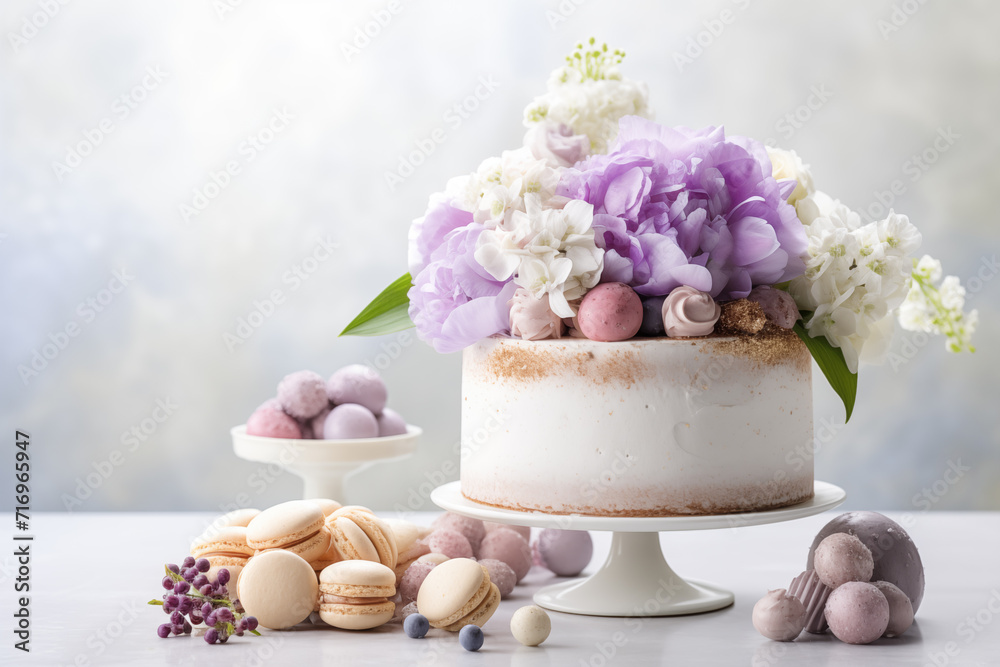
[232,425,420,501]
[431,480,845,617]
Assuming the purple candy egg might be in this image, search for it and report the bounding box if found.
[432,514,486,555]
[478,559,516,598]
[377,408,408,437]
[535,529,593,577]
[427,529,473,560]
[326,365,387,414]
[323,403,378,440]
[747,285,799,329]
[479,528,532,582]
[277,370,329,420]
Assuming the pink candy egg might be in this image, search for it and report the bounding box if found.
[327,365,387,414]
[825,581,889,645]
[427,529,474,560]
[277,370,328,420]
[399,560,438,603]
[479,527,532,582]
[432,514,486,555]
[377,408,408,437]
[478,559,516,598]
[576,283,643,342]
[247,406,302,439]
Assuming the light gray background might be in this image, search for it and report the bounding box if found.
[2,0,997,513]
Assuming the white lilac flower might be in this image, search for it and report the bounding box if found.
[766,146,815,206]
[898,255,977,353]
[474,196,602,318]
[789,192,922,372]
[523,40,652,155]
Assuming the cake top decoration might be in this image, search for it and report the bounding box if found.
[343,39,976,421]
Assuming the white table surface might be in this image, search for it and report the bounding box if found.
[2,511,997,666]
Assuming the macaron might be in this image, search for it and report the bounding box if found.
[326,365,388,414]
[308,498,344,518]
[479,527,532,582]
[416,558,500,632]
[323,404,379,440]
[238,550,318,629]
[212,508,261,529]
[326,507,398,568]
[190,525,255,568]
[246,405,302,439]
[246,500,331,563]
[318,560,397,630]
[277,370,329,420]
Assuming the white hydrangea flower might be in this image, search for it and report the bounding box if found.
[789,192,922,372]
[474,196,603,318]
[766,146,815,206]
[523,41,652,155]
[898,254,977,353]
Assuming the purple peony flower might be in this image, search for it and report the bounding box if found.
[558,117,807,300]
[408,205,515,353]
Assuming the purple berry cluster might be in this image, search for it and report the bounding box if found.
[149,556,259,644]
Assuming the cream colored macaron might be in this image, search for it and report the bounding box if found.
[326,507,398,568]
[416,558,500,632]
[238,550,318,629]
[318,560,396,630]
[247,500,330,563]
[190,525,255,566]
[307,498,343,517]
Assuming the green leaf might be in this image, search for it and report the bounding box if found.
[340,273,415,337]
[148,599,164,606]
[794,320,857,422]
[250,629,261,636]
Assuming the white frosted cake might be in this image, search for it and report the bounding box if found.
[460,331,814,517]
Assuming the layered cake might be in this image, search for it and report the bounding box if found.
[460,332,813,516]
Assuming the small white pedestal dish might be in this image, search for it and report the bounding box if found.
[232,425,420,502]
[432,480,845,617]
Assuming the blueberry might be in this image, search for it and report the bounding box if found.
[639,295,666,336]
[404,613,429,639]
[459,624,484,651]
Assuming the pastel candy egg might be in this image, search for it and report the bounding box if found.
[484,521,530,542]
[577,283,643,342]
[478,559,516,598]
[510,605,551,647]
[277,370,328,420]
[432,513,486,555]
[534,529,593,577]
[427,529,474,559]
[322,403,378,439]
[825,581,889,644]
[377,408,407,437]
[747,285,799,329]
[872,581,914,638]
[752,589,806,642]
[247,406,302,439]
[400,560,438,603]
[326,365,387,414]
[479,527,532,582]
[813,533,874,589]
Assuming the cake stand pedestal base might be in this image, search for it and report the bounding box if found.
[534,532,733,616]
[431,480,845,617]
